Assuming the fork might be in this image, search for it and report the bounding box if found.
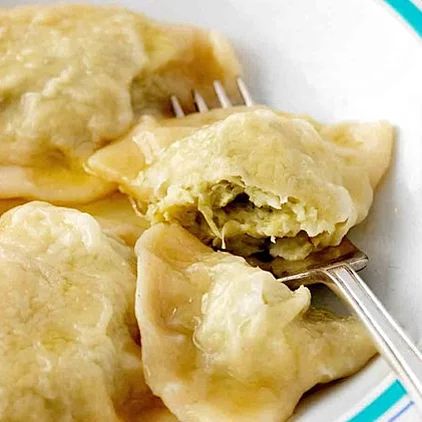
[170,78,422,413]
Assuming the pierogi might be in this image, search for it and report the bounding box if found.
[0,5,240,203]
[89,107,393,260]
[0,202,170,420]
[0,4,393,420]
[135,223,376,422]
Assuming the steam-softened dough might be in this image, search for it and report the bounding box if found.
[135,223,376,422]
[0,193,149,246]
[87,107,254,194]
[0,5,240,203]
[77,193,150,246]
[0,202,169,420]
[91,108,393,259]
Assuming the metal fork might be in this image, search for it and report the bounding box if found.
[170,78,422,412]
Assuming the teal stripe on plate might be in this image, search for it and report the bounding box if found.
[348,380,407,422]
[384,0,422,37]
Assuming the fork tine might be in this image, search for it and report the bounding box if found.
[170,95,185,118]
[236,77,254,106]
[192,89,209,113]
[172,78,252,117]
[213,80,232,108]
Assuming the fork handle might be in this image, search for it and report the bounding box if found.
[323,264,422,412]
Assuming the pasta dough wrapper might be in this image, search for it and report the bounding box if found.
[0,5,240,203]
[135,223,376,422]
[0,202,169,420]
[90,108,392,260]
[0,193,149,246]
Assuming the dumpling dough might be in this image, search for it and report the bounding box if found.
[0,5,240,203]
[76,193,150,246]
[86,108,254,194]
[0,193,149,246]
[97,108,392,260]
[135,223,376,422]
[0,202,161,420]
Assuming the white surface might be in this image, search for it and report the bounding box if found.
[2,0,422,420]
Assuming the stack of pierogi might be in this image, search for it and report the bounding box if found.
[0,5,393,421]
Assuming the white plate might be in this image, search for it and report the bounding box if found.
[3,0,422,420]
